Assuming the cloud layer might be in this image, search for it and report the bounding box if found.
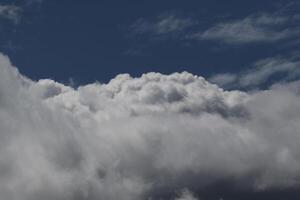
[1,53,300,199]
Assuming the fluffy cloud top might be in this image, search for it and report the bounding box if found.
[1,53,300,199]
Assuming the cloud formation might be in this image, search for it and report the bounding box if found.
[0,4,22,24]
[128,9,300,46]
[129,12,196,40]
[192,13,300,44]
[1,53,300,199]
[210,56,300,89]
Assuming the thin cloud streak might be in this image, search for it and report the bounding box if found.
[128,10,300,45]
[210,57,300,89]
[191,13,300,44]
[129,12,196,39]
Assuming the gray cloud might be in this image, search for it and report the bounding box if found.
[1,53,300,199]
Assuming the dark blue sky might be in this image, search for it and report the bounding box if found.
[0,0,299,86]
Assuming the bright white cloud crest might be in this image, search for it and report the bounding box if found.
[1,54,300,199]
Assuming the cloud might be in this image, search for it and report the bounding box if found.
[1,53,300,199]
[0,1,43,26]
[209,73,238,88]
[129,12,196,39]
[127,9,300,49]
[126,12,196,54]
[24,0,44,7]
[174,190,199,200]
[0,4,22,24]
[210,57,300,89]
[192,13,300,44]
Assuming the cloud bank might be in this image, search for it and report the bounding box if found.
[1,53,300,199]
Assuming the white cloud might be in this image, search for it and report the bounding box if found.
[210,57,300,88]
[1,53,300,199]
[0,5,22,24]
[190,13,300,44]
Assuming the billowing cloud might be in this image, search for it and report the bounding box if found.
[1,53,300,199]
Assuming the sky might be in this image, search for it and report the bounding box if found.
[0,0,300,200]
[0,0,299,87]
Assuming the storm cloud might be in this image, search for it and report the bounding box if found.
[1,53,300,200]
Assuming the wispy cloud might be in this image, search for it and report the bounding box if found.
[126,12,197,55]
[128,8,300,46]
[130,12,196,39]
[210,56,300,89]
[191,13,300,44]
[25,0,44,7]
[1,40,22,52]
[0,4,22,24]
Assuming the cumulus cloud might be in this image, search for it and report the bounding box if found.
[192,13,300,44]
[1,53,300,199]
[210,57,300,89]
